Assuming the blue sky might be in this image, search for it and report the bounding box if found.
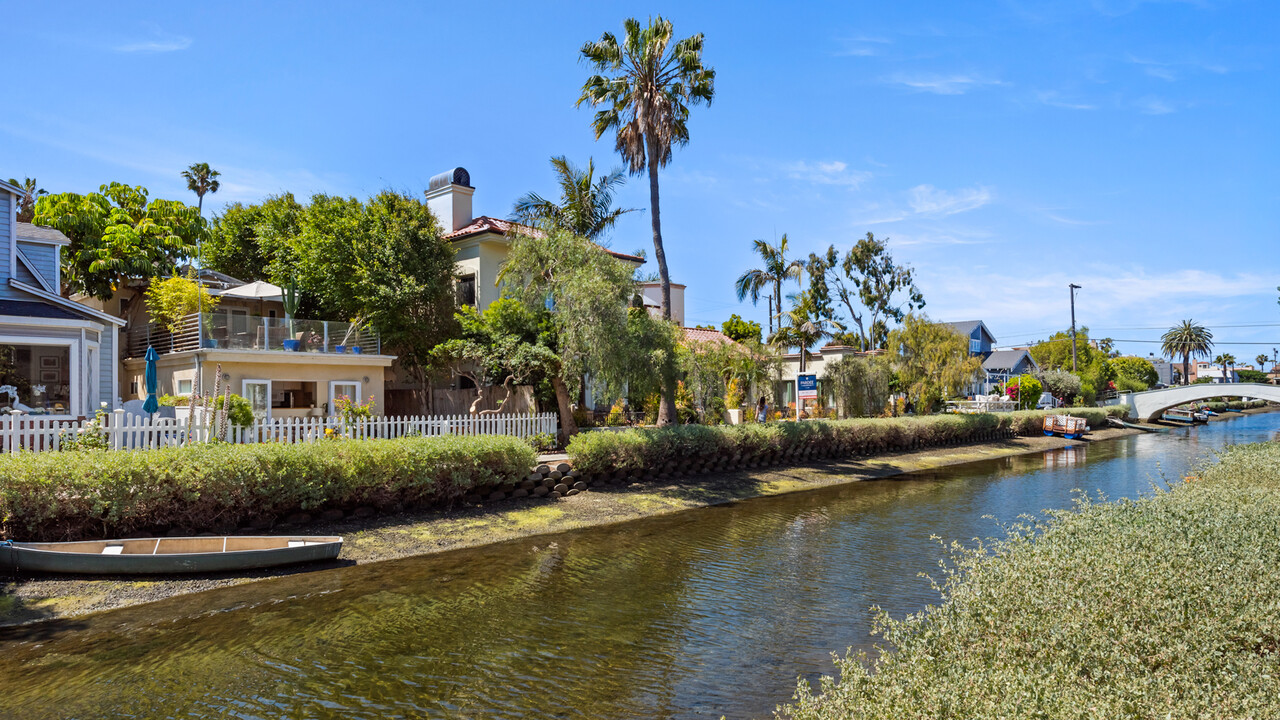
[3,1,1277,363]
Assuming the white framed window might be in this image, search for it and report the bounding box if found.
[329,381,361,416]
[243,379,270,420]
[177,379,193,395]
[0,336,81,418]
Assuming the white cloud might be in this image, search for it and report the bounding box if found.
[909,184,992,215]
[786,160,872,188]
[115,28,192,53]
[1135,96,1175,115]
[1036,91,1096,110]
[834,35,891,57]
[887,73,1004,95]
[1043,211,1106,226]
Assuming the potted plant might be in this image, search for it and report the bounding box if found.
[724,377,744,425]
[146,275,220,348]
[336,315,364,354]
[281,278,302,351]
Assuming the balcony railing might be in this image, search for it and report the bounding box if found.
[126,313,380,359]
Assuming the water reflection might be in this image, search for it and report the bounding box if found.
[1,414,1276,719]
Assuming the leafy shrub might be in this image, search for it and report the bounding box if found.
[1034,369,1082,401]
[1105,405,1131,418]
[0,435,535,541]
[158,393,254,428]
[1109,355,1159,388]
[1004,374,1042,410]
[783,441,1280,720]
[605,399,627,427]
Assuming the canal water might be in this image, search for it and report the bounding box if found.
[2,413,1277,719]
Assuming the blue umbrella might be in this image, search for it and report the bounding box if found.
[143,346,160,415]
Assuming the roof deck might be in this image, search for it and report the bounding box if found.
[125,312,380,359]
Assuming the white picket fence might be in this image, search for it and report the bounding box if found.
[0,411,559,453]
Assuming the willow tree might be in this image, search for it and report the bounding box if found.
[579,16,715,425]
[1160,320,1213,386]
[822,354,892,418]
[889,314,982,413]
[512,155,636,241]
[499,226,660,439]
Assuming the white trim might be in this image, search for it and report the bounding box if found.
[328,380,362,416]
[0,314,104,330]
[243,378,271,421]
[7,279,126,326]
[15,245,55,294]
[0,334,82,418]
[111,324,120,410]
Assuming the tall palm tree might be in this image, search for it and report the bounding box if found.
[578,16,715,319]
[579,17,714,427]
[1161,320,1214,386]
[181,162,221,215]
[1214,353,1236,384]
[734,235,804,337]
[511,156,637,241]
[1256,353,1269,373]
[6,177,47,223]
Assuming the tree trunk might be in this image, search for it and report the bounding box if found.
[1183,354,1190,385]
[551,374,579,443]
[647,135,678,427]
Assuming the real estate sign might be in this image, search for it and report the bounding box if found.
[797,373,818,400]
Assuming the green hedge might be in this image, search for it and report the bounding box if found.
[782,441,1280,719]
[0,435,535,541]
[567,410,1107,476]
[1201,400,1269,413]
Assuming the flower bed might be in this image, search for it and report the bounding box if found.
[0,435,535,541]
[782,440,1280,719]
[567,410,1107,477]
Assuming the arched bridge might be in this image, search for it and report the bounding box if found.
[1119,383,1280,421]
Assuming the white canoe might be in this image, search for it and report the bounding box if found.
[0,535,342,574]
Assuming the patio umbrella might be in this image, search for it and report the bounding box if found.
[143,346,160,415]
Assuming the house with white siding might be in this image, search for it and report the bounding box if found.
[0,178,123,418]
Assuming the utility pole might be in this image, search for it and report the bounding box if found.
[1069,284,1082,372]
[766,294,773,337]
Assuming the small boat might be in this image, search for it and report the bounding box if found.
[0,535,342,575]
[1162,408,1200,424]
[1042,414,1089,439]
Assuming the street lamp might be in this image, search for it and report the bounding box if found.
[1069,284,1082,372]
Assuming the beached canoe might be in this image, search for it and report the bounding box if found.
[0,535,342,574]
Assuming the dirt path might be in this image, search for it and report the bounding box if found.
[0,428,1140,627]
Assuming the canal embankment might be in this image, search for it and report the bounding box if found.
[0,422,1139,627]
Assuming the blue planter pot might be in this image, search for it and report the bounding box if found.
[351,346,363,355]
[282,339,301,351]
[334,345,347,354]
[201,339,218,349]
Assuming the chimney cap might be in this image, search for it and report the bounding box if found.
[429,167,471,191]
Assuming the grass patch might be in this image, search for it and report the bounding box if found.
[782,440,1280,720]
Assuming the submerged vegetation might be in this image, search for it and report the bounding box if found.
[782,440,1280,720]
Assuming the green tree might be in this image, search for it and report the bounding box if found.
[1213,353,1236,384]
[182,163,221,216]
[433,300,560,415]
[33,183,201,299]
[6,177,47,223]
[734,234,803,337]
[203,194,305,281]
[1161,320,1214,386]
[816,232,924,350]
[145,274,221,334]
[771,292,834,370]
[578,16,715,319]
[512,156,636,241]
[720,313,762,344]
[1035,368,1083,401]
[1109,356,1158,390]
[888,314,982,413]
[1256,353,1269,372]
[579,17,714,426]
[500,226,667,438]
[822,354,892,418]
[1030,327,1096,371]
[1005,374,1043,410]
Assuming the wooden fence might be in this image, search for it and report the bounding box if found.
[0,411,559,453]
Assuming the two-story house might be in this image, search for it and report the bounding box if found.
[0,178,123,418]
[941,320,1037,396]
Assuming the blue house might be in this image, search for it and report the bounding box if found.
[0,179,123,418]
[942,320,1038,396]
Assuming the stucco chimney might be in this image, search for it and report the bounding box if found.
[425,167,474,233]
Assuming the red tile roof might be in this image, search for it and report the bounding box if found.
[681,327,742,347]
[444,216,645,264]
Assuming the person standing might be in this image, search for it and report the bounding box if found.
[756,395,769,423]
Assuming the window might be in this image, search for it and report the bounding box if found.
[271,380,318,409]
[0,344,72,414]
[177,379,193,395]
[455,274,476,307]
[970,338,982,353]
[329,381,361,416]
